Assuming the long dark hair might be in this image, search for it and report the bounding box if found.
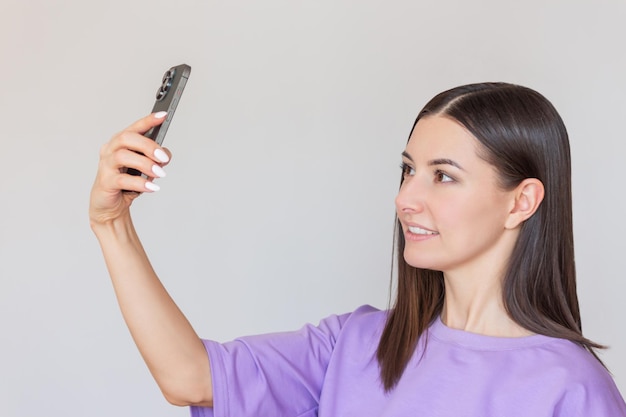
[376,82,604,391]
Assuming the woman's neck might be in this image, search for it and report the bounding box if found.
[441,270,532,338]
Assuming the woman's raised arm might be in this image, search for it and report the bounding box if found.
[89,112,213,407]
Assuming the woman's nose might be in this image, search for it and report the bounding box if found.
[395,177,425,214]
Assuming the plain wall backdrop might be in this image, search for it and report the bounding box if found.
[1,1,625,416]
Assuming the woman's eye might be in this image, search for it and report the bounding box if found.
[435,170,454,183]
[400,163,415,177]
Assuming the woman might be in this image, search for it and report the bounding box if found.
[90,82,626,416]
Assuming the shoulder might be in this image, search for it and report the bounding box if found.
[306,304,386,344]
[531,339,626,415]
[536,338,610,381]
[317,305,388,362]
[515,337,609,387]
[333,304,387,336]
[342,304,387,323]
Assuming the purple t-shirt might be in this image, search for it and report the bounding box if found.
[191,305,626,417]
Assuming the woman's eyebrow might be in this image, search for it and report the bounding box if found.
[428,158,465,171]
[402,151,465,171]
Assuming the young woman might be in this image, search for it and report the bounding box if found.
[90,82,626,416]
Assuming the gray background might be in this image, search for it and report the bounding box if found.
[1,1,625,416]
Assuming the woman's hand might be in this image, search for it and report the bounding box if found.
[89,112,172,226]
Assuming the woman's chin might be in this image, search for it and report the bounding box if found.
[403,253,442,271]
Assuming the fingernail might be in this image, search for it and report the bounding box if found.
[154,111,167,119]
[152,164,167,178]
[145,181,160,192]
[154,148,170,163]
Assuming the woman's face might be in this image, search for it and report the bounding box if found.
[395,115,517,277]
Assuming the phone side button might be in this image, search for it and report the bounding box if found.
[167,99,177,121]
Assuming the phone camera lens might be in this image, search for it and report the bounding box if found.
[155,68,176,101]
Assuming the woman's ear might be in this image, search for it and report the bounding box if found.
[505,178,545,229]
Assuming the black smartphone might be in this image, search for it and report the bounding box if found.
[127,63,191,177]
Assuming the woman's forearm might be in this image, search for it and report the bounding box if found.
[92,214,213,407]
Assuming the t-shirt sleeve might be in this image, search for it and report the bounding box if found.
[190,311,352,417]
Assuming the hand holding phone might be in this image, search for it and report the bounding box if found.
[127,64,191,177]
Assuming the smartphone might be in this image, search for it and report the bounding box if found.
[127,63,191,177]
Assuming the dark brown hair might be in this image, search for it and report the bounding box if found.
[376,82,604,391]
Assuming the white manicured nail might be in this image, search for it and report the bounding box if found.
[145,181,160,192]
[154,111,167,119]
[152,164,167,178]
[154,148,170,163]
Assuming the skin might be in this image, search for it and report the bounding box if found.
[90,113,213,406]
[396,115,544,337]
